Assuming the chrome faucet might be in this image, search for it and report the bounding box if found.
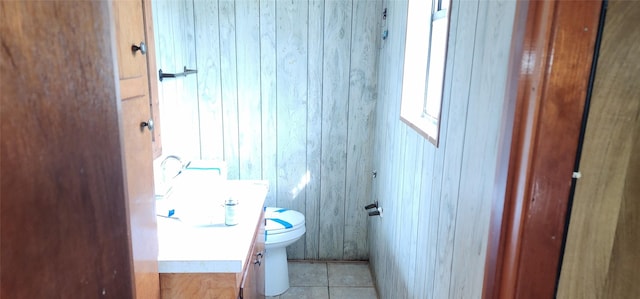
[160,155,184,182]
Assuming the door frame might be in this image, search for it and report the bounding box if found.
[483,1,604,298]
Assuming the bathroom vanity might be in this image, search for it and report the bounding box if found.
[156,180,268,299]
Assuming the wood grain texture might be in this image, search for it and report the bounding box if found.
[219,0,240,179]
[512,3,600,298]
[368,1,403,295]
[236,0,262,180]
[194,0,224,161]
[259,0,277,207]
[602,122,640,298]
[369,1,409,296]
[160,272,241,299]
[121,96,159,299]
[319,0,352,260]
[450,1,516,297]
[343,0,381,260]
[483,2,554,298]
[175,0,200,160]
[305,0,324,260]
[557,2,640,298]
[0,1,135,297]
[276,0,308,260]
[113,0,146,80]
[369,0,517,298]
[430,1,478,298]
[154,0,200,159]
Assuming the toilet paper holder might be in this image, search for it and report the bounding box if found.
[364,201,383,217]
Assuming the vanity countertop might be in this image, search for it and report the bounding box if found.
[156,180,268,273]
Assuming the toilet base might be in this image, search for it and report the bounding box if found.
[264,246,289,296]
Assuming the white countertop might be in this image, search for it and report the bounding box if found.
[156,180,268,273]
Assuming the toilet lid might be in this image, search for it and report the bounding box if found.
[265,207,305,235]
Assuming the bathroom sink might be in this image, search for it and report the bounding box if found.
[158,162,228,227]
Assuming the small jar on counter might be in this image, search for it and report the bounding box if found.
[224,198,239,226]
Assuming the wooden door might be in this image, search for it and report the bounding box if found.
[482,2,602,298]
[557,1,640,298]
[1,1,135,298]
[112,0,160,298]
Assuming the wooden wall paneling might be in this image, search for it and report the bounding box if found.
[450,1,516,297]
[177,0,200,160]
[413,140,438,299]
[382,0,409,296]
[370,0,408,296]
[369,0,393,289]
[259,0,277,206]
[319,0,352,260]
[305,0,325,260]
[393,1,412,297]
[155,0,181,157]
[415,0,464,296]
[159,0,198,159]
[402,132,424,297]
[276,0,308,259]
[391,123,409,298]
[236,0,262,179]
[219,0,240,179]
[154,0,381,260]
[430,1,479,298]
[194,0,224,161]
[411,0,464,296]
[344,0,381,260]
[0,1,135,297]
[557,2,640,297]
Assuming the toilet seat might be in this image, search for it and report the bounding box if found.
[263,207,306,296]
[265,207,305,236]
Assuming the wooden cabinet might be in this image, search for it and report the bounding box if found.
[240,212,266,299]
[160,211,266,299]
[111,0,161,297]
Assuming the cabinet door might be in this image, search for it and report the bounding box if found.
[240,212,265,299]
[112,0,160,298]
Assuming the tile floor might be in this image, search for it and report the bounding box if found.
[266,261,378,299]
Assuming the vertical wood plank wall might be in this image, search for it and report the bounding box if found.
[153,0,380,260]
[370,0,517,298]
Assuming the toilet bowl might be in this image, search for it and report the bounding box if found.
[264,207,306,296]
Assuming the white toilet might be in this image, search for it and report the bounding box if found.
[264,207,306,296]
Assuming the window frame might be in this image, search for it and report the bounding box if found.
[399,0,452,147]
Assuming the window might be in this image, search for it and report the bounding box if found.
[400,0,451,146]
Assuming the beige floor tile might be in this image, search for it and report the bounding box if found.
[288,261,328,287]
[329,287,378,299]
[327,263,374,287]
[280,286,329,299]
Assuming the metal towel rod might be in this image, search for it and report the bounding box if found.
[158,66,197,82]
